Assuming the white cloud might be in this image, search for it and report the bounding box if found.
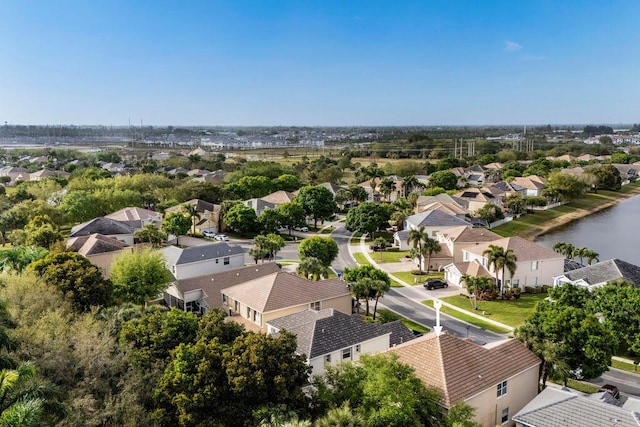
[504,41,522,52]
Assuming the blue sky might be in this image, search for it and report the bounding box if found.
[1,1,639,126]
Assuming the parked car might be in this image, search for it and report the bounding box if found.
[294,226,309,232]
[202,230,216,238]
[369,245,385,252]
[599,384,620,399]
[423,279,448,290]
[215,234,229,241]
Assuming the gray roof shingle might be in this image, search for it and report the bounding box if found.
[70,217,140,237]
[162,243,245,266]
[563,259,640,287]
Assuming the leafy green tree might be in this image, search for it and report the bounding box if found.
[344,202,391,240]
[134,224,167,248]
[181,203,201,235]
[347,184,368,205]
[0,246,48,274]
[276,202,307,236]
[504,193,527,216]
[298,236,339,267]
[251,234,286,263]
[22,215,63,249]
[59,190,102,223]
[460,275,496,309]
[543,172,585,202]
[259,209,282,235]
[516,295,615,388]
[294,186,337,229]
[296,257,330,281]
[474,204,504,224]
[588,283,640,354]
[30,251,112,312]
[224,203,259,234]
[343,265,391,317]
[273,174,302,192]
[427,171,458,190]
[482,244,517,296]
[587,164,622,191]
[445,402,482,427]
[311,353,443,427]
[0,362,56,427]
[162,212,191,245]
[314,402,365,427]
[110,249,173,305]
[225,175,274,199]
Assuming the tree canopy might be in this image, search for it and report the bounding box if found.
[110,249,173,305]
[297,236,339,267]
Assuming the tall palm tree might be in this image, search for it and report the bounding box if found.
[181,203,201,235]
[378,177,395,202]
[295,257,329,281]
[585,249,600,265]
[401,175,425,198]
[572,247,588,265]
[482,245,517,296]
[552,242,575,260]
[371,279,391,320]
[422,237,442,273]
[407,227,429,274]
[315,402,365,427]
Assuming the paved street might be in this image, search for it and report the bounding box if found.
[331,223,358,273]
[589,368,640,398]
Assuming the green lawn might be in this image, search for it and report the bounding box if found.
[319,227,335,234]
[393,271,444,286]
[375,308,430,334]
[423,300,512,334]
[369,250,411,263]
[352,252,370,265]
[439,294,547,328]
[350,232,363,246]
[562,379,600,394]
[611,359,640,374]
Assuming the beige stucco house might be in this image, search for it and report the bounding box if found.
[390,332,540,427]
[222,272,352,332]
[436,226,502,263]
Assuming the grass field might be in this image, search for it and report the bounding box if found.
[611,359,640,374]
[438,293,547,327]
[352,252,370,265]
[369,249,411,263]
[392,271,444,286]
[423,300,512,334]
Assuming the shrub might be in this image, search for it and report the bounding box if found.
[410,269,425,275]
[386,247,399,252]
[524,286,535,294]
[541,284,551,294]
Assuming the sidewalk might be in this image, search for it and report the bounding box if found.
[358,234,514,333]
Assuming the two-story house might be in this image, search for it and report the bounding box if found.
[105,206,163,226]
[510,175,546,197]
[165,199,221,234]
[161,242,245,280]
[436,226,502,263]
[394,210,470,250]
[553,258,640,291]
[69,217,142,246]
[390,332,540,427]
[445,236,564,289]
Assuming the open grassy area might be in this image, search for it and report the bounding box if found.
[369,249,411,263]
[494,182,640,238]
[562,379,600,394]
[352,252,370,266]
[423,300,512,334]
[375,308,430,334]
[439,293,547,328]
[611,359,640,374]
[392,271,444,286]
[350,232,363,246]
[319,226,335,234]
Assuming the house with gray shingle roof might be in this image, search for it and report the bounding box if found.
[222,272,352,332]
[553,258,640,291]
[69,217,141,245]
[66,233,131,279]
[454,236,565,289]
[161,242,245,280]
[244,198,276,216]
[266,308,417,376]
[513,386,640,427]
[390,332,540,427]
[105,206,162,225]
[394,210,470,250]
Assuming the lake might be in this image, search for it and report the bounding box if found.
[535,195,640,266]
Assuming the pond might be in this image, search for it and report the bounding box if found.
[535,195,640,265]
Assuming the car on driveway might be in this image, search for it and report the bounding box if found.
[202,230,216,238]
[423,279,448,290]
[215,234,229,241]
[294,226,309,232]
[599,384,620,399]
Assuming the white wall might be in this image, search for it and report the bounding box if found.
[308,334,390,378]
[173,253,244,280]
[463,251,564,288]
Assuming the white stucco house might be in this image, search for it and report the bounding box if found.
[553,258,640,291]
[162,242,245,280]
[394,210,470,251]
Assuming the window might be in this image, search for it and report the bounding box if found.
[246,307,251,319]
[497,380,508,397]
[222,294,228,304]
[511,279,519,289]
[324,354,331,363]
[463,251,469,261]
[310,301,321,311]
[234,301,240,312]
[342,348,352,360]
[224,257,230,265]
[501,407,509,424]
[355,344,361,353]
[531,261,538,271]
[216,259,219,264]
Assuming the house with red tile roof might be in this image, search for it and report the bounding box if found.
[389,332,540,426]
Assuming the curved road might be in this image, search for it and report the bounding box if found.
[330,223,505,345]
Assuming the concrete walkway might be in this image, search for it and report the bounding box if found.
[358,234,515,333]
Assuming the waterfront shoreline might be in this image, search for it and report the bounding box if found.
[527,184,640,241]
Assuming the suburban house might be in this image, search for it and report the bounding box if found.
[163,262,281,314]
[244,198,276,216]
[105,206,163,226]
[66,233,132,278]
[357,179,381,202]
[513,386,640,427]
[436,226,502,263]
[222,271,352,332]
[260,190,296,207]
[192,169,227,185]
[453,188,501,213]
[510,176,546,197]
[389,332,540,427]
[69,217,142,246]
[161,242,245,280]
[415,193,469,215]
[165,199,221,234]
[266,308,416,377]
[394,210,470,250]
[446,236,565,289]
[318,182,347,198]
[0,166,29,185]
[29,168,71,181]
[553,258,640,290]
[612,163,638,182]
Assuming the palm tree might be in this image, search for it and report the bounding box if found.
[296,257,329,281]
[482,245,517,296]
[371,279,390,320]
[401,175,425,198]
[585,249,600,265]
[422,237,442,273]
[181,203,202,235]
[378,177,395,202]
[134,224,167,248]
[572,247,588,265]
[407,227,429,275]
[315,402,365,427]
[552,242,575,259]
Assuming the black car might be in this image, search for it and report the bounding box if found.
[599,384,620,399]
[423,279,448,290]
